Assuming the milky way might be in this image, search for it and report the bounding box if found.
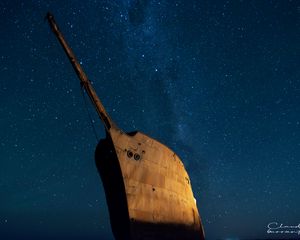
[0,1,299,239]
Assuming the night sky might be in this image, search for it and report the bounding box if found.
[1,1,299,239]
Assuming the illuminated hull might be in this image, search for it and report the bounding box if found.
[95,128,205,240]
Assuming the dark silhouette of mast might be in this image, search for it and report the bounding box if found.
[46,12,114,131]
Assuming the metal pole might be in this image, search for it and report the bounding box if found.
[46,12,115,131]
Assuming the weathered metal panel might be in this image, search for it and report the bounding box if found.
[107,127,205,239]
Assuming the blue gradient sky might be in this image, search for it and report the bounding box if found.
[0,1,299,239]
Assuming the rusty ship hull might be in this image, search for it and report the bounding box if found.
[47,12,205,240]
[96,129,204,240]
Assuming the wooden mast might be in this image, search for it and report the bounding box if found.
[46,12,115,131]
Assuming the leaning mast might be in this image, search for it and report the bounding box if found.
[46,12,114,131]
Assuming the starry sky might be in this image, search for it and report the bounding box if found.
[0,0,299,239]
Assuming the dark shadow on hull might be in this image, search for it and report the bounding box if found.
[95,133,131,240]
[131,220,204,240]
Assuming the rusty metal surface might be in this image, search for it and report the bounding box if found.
[107,127,205,240]
[47,12,205,239]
